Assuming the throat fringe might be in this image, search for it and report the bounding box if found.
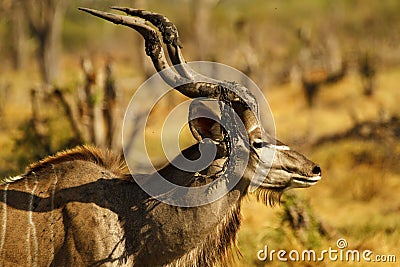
[167,204,242,267]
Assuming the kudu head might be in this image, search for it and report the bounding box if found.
[79,7,321,204]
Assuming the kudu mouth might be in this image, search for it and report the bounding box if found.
[290,167,322,188]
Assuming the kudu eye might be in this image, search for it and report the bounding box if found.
[252,140,266,149]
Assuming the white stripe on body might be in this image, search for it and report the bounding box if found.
[0,183,9,258]
[49,166,58,259]
[25,176,39,267]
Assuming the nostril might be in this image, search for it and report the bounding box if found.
[312,165,321,175]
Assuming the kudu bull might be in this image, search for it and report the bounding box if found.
[0,8,321,266]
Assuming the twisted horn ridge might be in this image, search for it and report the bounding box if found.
[110,7,194,80]
[79,7,260,131]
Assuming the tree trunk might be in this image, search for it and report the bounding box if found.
[10,1,27,70]
[24,0,68,84]
[191,0,219,60]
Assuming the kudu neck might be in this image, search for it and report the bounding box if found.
[157,142,250,197]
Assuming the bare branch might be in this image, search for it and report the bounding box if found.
[312,116,400,147]
[103,59,117,148]
[52,88,84,143]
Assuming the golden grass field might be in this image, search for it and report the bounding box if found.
[237,69,400,266]
[1,0,399,266]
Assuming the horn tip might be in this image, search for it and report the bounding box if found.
[78,7,98,14]
[78,7,88,11]
[110,6,124,10]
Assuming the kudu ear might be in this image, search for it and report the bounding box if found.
[188,100,224,143]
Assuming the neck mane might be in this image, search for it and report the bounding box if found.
[0,145,128,185]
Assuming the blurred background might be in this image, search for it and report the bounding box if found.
[0,0,399,266]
